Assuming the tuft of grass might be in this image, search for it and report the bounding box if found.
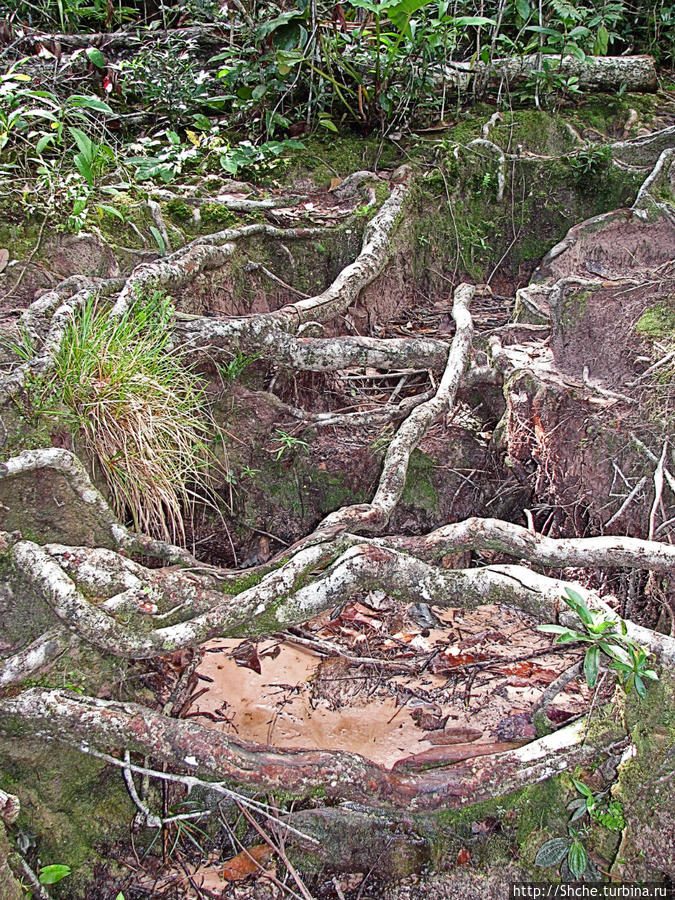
[46,287,213,544]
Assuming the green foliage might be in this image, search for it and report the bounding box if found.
[536,775,626,881]
[44,286,216,543]
[568,779,626,831]
[567,145,612,185]
[217,350,260,384]
[272,429,310,460]
[120,40,220,124]
[39,864,72,884]
[539,587,659,698]
[125,126,303,184]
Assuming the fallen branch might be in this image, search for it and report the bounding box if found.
[439,54,657,95]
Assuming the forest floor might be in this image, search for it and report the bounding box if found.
[0,74,674,900]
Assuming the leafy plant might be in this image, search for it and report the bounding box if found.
[69,126,115,188]
[218,350,260,384]
[539,587,658,698]
[39,864,71,885]
[272,429,310,461]
[44,286,215,543]
[535,832,591,880]
[568,779,625,831]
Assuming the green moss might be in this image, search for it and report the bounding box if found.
[0,739,132,898]
[402,449,439,514]
[635,301,675,342]
[558,287,594,330]
[165,197,193,222]
[200,202,239,228]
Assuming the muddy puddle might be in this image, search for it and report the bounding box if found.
[187,599,591,769]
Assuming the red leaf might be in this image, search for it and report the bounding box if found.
[222,844,273,881]
[457,847,472,865]
[231,641,262,675]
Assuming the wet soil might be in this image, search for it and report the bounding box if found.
[186,596,589,769]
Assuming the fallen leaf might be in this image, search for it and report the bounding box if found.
[231,641,262,675]
[411,705,447,731]
[222,843,273,881]
[457,847,472,865]
[461,629,506,647]
[546,707,576,724]
[424,726,483,745]
[493,712,536,742]
[428,647,486,673]
[0,249,8,273]
[329,176,343,192]
[498,662,559,684]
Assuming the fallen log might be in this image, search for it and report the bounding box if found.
[440,54,658,94]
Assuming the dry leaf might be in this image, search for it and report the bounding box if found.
[329,176,343,191]
[457,847,472,865]
[0,249,8,273]
[493,712,536,742]
[424,726,483,745]
[222,843,273,881]
[231,641,262,674]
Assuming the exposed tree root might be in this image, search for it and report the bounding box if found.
[0,688,613,812]
[0,449,209,568]
[3,522,675,666]
[385,516,675,575]
[314,282,475,535]
[2,144,674,870]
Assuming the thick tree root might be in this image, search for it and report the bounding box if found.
[3,523,675,665]
[0,688,613,812]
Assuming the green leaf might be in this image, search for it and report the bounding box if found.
[97,204,124,220]
[220,154,240,175]
[569,803,589,823]
[538,624,577,636]
[634,675,647,699]
[149,225,167,257]
[584,645,600,688]
[39,865,72,885]
[319,118,339,132]
[192,113,212,131]
[534,837,569,867]
[568,840,588,879]
[516,0,531,18]
[35,133,55,154]
[73,153,93,187]
[572,779,593,799]
[564,587,593,626]
[67,95,113,115]
[594,24,609,55]
[85,47,106,69]
[69,126,94,159]
[452,15,497,26]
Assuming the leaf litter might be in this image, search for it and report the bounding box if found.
[186,597,591,769]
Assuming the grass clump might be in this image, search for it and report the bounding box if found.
[46,286,212,544]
